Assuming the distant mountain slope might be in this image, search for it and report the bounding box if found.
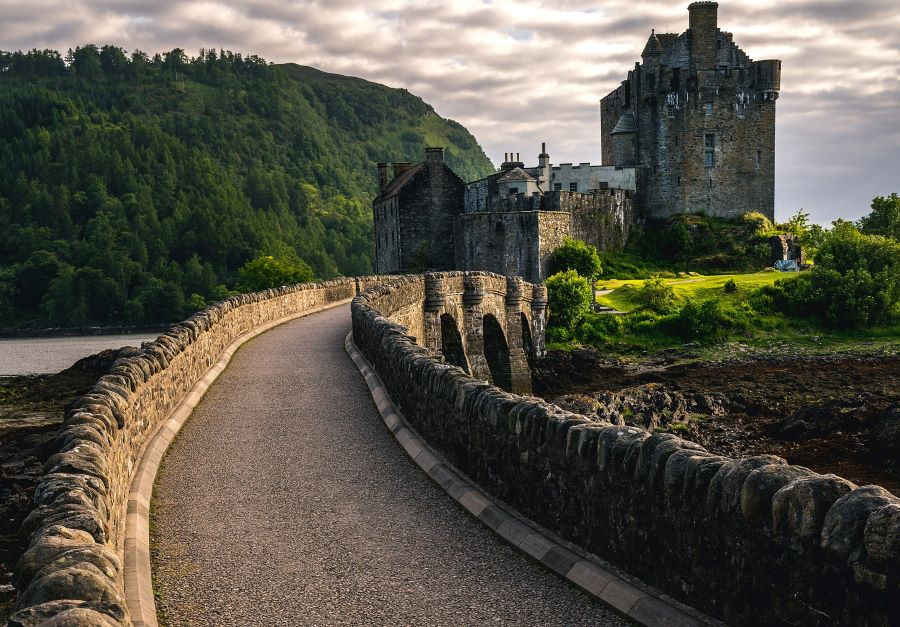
[0,47,494,328]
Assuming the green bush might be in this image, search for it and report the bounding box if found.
[636,278,678,313]
[858,193,899,241]
[575,312,624,345]
[548,237,602,279]
[723,278,738,293]
[545,270,592,331]
[764,223,900,328]
[663,299,748,341]
[546,325,572,344]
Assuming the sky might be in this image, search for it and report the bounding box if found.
[2,0,898,225]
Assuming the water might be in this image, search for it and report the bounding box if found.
[0,334,159,376]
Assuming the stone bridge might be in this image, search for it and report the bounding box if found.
[386,272,547,395]
[10,273,898,627]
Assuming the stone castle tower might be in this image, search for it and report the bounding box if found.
[601,2,781,220]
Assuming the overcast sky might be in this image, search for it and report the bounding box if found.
[2,0,898,224]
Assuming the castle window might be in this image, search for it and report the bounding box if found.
[667,105,676,118]
[677,176,681,186]
[705,134,715,167]
[708,179,713,190]
[553,183,562,191]
[705,102,713,116]
[508,187,519,195]
[756,150,762,168]
[569,182,578,192]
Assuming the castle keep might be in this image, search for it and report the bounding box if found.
[602,1,780,219]
[374,2,779,279]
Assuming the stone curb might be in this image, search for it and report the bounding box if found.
[344,332,720,627]
[122,298,353,627]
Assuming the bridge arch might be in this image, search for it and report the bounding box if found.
[440,313,469,374]
[483,314,512,392]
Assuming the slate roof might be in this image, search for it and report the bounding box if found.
[497,167,535,182]
[642,32,662,57]
[611,112,636,135]
[656,33,679,48]
[377,163,424,200]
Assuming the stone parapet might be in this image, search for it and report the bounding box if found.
[11,276,390,626]
[352,274,900,626]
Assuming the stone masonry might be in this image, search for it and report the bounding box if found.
[353,273,900,627]
[601,2,780,219]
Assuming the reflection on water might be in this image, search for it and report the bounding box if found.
[0,334,158,376]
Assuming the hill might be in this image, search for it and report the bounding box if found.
[0,46,494,328]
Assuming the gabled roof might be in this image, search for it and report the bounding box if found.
[497,167,535,182]
[378,163,425,200]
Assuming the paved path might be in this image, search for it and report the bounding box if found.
[151,304,624,626]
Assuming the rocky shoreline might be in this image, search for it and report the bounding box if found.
[535,347,900,496]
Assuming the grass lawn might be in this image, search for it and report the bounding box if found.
[596,271,794,313]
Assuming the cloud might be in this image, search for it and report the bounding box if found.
[1,0,898,224]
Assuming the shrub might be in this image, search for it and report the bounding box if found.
[663,299,748,341]
[636,278,677,313]
[545,270,592,331]
[575,312,624,345]
[548,237,602,279]
[764,223,900,328]
[723,278,738,293]
[546,325,571,344]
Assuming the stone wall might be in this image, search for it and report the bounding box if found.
[352,274,900,626]
[10,277,384,626]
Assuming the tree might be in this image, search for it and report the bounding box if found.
[237,255,314,292]
[548,237,602,279]
[545,270,592,331]
[858,193,900,241]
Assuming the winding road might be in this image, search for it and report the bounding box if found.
[151,304,624,626]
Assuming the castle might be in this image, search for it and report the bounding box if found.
[373,2,780,281]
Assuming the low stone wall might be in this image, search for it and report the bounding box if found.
[352,273,900,626]
[10,277,384,626]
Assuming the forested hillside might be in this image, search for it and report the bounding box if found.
[0,46,494,329]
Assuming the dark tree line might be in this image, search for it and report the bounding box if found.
[0,46,493,327]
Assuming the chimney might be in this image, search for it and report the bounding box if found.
[688,1,719,69]
[516,152,520,162]
[504,153,509,162]
[377,162,388,192]
[425,146,444,164]
[393,162,412,178]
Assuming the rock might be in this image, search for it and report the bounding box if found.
[821,485,899,561]
[741,464,816,526]
[863,503,900,570]
[16,564,123,609]
[9,600,126,627]
[772,474,857,541]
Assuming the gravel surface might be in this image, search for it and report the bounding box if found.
[151,304,624,626]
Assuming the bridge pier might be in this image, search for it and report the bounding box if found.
[530,284,548,359]
[462,274,491,383]
[423,273,446,358]
[504,276,532,395]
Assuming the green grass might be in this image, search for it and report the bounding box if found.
[596,271,792,313]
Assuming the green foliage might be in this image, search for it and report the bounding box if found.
[238,255,314,292]
[636,278,677,313]
[723,278,738,293]
[858,193,900,241]
[545,270,592,331]
[624,212,774,272]
[662,299,749,341]
[765,223,900,328]
[548,237,602,279]
[575,312,623,345]
[0,46,494,328]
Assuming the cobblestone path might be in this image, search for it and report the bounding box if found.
[151,304,624,626]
